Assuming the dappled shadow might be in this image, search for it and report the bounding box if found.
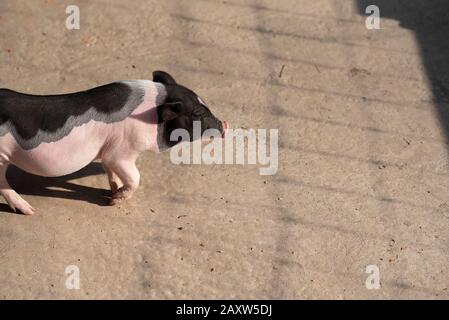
[356,0,449,144]
[0,162,109,214]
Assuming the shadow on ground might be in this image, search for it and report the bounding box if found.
[356,0,449,143]
[0,162,109,214]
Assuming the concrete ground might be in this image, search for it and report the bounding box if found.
[1,0,449,299]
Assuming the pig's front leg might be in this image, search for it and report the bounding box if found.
[104,160,140,206]
[0,164,35,215]
[102,164,123,194]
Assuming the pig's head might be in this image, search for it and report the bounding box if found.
[153,71,228,151]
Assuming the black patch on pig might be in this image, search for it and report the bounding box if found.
[0,81,145,149]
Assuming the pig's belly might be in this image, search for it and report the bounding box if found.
[4,122,109,177]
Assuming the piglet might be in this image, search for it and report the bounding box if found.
[0,71,228,215]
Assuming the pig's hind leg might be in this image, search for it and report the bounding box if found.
[0,164,34,215]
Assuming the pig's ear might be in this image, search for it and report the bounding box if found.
[153,71,177,85]
[158,102,184,121]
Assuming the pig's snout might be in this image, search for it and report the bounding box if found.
[222,121,229,138]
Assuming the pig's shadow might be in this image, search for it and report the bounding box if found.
[0,162,109,214]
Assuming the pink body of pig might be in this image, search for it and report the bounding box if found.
[0,81,165,215]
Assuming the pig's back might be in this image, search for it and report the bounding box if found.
[0,81,145,150]
[0,81,162,176]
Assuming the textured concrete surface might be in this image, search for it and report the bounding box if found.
[1,0,449,299]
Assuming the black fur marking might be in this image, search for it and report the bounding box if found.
[0,81,145,149]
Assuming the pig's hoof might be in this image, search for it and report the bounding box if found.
[110,181,120,194]
[11,198,35,215]
[109,187,133,206]
[109,196,126,206]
